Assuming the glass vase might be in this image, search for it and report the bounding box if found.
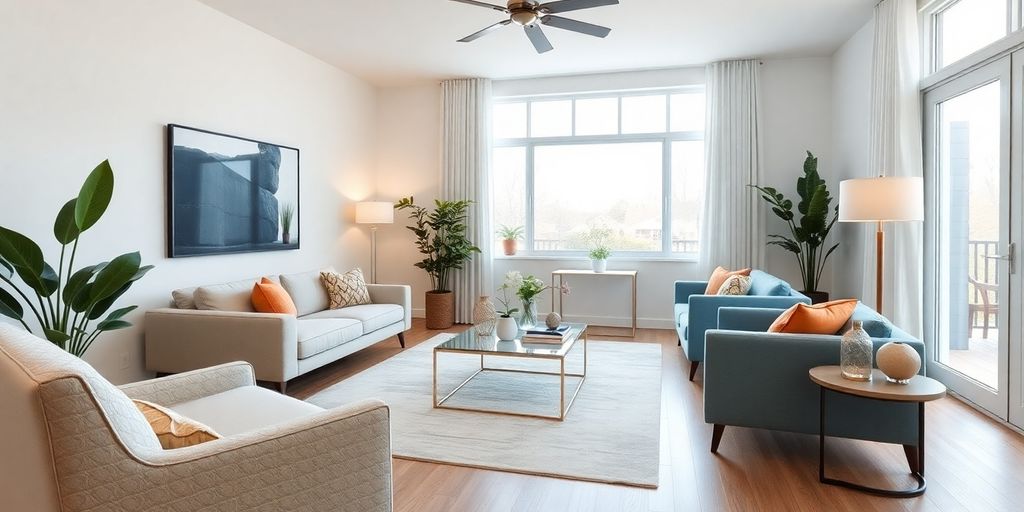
[519,299,538,330]
[840,320,873,381]
[472,295,497,336]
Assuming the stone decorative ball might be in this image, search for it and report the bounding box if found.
[876,341,922,384]
[545,312,562,330]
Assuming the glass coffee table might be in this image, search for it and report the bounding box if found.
[432,323,588,421]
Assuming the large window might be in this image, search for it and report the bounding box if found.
[492,88,705,257]
[925,0,1017,73]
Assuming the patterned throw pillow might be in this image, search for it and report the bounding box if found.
[321,268,371,309]
[716,275,752,295]
[133,399,221,450]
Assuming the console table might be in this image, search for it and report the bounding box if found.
[550,269,637,337]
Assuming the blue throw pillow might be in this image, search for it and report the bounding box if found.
[839,303,893,338]
[748,270,793,296]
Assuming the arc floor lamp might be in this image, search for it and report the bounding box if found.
[356,201,394,284]
[838,176,924,313]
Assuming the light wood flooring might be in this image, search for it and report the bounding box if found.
[287,320,1024,512]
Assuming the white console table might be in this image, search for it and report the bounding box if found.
[550,269,638,337]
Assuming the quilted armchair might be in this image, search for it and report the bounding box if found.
[0,324,393,512]
[675,270,809,380]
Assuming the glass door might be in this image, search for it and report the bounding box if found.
[1010,48,1024,429]
[924,56,1013,417]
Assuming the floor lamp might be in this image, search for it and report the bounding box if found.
[356,201,394,284]
[838,176,924,313]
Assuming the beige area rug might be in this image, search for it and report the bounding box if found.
[308,334,662,488]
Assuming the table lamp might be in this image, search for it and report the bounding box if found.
[356,201,394,284]
[838,176,924,313]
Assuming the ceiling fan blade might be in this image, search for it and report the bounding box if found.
[450,0,510,13]
[458,19,513,42]
[541,15,611,38]
[539,0,618,14]
[524,24,554,54]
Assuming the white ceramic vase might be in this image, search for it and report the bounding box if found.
[876,341,921,384]
[591,258,607,273]
[496,316,519,341]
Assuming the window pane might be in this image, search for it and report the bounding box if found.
[492,146,527,253]
[621,95,667,134]
[574,97,618,135]
[534,142,662,251]
[670,93,705,132]
[671,141,704,254]
[530,100,572,137]
[494,103,526,139]
[938,0,1008,68]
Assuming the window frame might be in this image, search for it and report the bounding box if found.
[921,0,1019,76]
[492,86,705,260]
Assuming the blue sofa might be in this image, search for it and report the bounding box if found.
[675,270,809,381]
[703,303,925,468]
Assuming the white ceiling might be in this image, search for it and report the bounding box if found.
[199,0,876,87]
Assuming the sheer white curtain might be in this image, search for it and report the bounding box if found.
[441,78,494,323]
[699,59,766,272]
[864,0,923,334]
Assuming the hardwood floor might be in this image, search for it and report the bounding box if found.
[287,320,1024,511]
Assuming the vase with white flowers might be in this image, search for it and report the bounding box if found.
[500,271,570,330]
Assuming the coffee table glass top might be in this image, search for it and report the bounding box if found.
[435,323,587,358]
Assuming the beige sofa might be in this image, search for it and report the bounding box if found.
[0,323,393,512]
[146,269,411,393]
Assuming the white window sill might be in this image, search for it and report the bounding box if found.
[493,254,698,264]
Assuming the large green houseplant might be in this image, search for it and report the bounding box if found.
[395,196,480,329]
[0,160,152,356]
[751,151,839,303]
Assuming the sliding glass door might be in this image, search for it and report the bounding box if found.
[924,56,1014,418]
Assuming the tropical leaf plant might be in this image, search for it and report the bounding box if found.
[395,196,480,293]
[0,160,152,356]
[750,151,839,292]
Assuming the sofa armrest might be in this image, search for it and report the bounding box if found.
[684,295,810,361]
[675,281,708,304]
[145,308,298,383]
[717,307,786,332]
[367,284,412,330]
[119,362,256,405]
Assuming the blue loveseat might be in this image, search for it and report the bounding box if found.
[703,303,925,468]
[675,270,809,381]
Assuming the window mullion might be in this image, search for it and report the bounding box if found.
[525,143,536,253]
[662,137,672,255]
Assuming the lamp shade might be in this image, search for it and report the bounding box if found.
[355,201,394,225]
[838,177,924,222]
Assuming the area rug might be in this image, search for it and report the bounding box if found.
[307,334,662,488]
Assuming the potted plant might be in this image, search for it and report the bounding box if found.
[494,278,520,341]
[0,160,153,356]
[589,246,611,273]
[500,271,569,330]
[750,151,839,303]
[280,202,295,245]
[395,196,480,329]
[497,224,524,256]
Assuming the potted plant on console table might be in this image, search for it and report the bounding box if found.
[750,151,839,304]
[395,196,480,329]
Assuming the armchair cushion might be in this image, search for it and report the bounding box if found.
[169,386,323,436]
[280,267,334,316]
[706,266,751,294]
[842,302,895,338]
[748,270,794,296]
[297,318,364,359]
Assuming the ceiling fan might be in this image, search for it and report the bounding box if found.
[451,0,619,54]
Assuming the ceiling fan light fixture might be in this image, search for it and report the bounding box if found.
[510,10,539,26]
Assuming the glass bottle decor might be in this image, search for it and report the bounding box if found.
[473,296,497,336]
[519,299,538,330]
[840,320,873,381]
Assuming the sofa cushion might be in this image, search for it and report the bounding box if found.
[706,266,752,295]
[171,287,197,309]
[321,269,372,309]
[304,304,404,334]
[768,299,857,334]
[168,386,322,437]
[840,303,894,338]
[296,318,364,359]
[717,275,752,295]
[251,277,298,316]
[280,268,334,317]
[194,278,268,312]
[748,270,793,296]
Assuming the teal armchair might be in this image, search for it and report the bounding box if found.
[703,304,925,471]
[674,270,809,381]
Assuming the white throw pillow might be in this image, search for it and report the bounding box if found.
[717,275,752,296]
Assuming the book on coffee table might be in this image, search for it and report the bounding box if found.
[522,325,571,344]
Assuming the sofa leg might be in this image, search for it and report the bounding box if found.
[677,337,681,347]
[711,424,726,453]
[903,445,920,473]
[398,332,406,349]
[276,381,288,394]
[688,361,700,381]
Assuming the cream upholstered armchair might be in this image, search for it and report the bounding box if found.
[0,324,393,512]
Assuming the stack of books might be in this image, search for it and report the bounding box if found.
[522,325,571,344]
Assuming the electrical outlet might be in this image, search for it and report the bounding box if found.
[120,352,130,370]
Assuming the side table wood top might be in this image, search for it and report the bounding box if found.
[809,366,946,402]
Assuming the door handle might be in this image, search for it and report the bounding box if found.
[984,242,1016,274]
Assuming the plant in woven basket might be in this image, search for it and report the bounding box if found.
[394,196,481,292]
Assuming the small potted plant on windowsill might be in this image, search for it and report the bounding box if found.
[497,224,524,256]
[589,246,611,273]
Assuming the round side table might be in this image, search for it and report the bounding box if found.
[809,366,946,498]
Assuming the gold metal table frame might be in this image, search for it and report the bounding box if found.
[432,331,588,421]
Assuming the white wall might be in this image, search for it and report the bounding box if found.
[830,20,875,300]
[375,60,836,328]
[0,0,377,383]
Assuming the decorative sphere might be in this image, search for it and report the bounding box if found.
[545,312,562,329]
[876,342,921,384]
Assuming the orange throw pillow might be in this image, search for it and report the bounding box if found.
[768,299,858,335]
[705,266,752,295]
[251,277,298,316]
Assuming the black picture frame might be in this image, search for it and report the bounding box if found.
[166,124,300,258]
